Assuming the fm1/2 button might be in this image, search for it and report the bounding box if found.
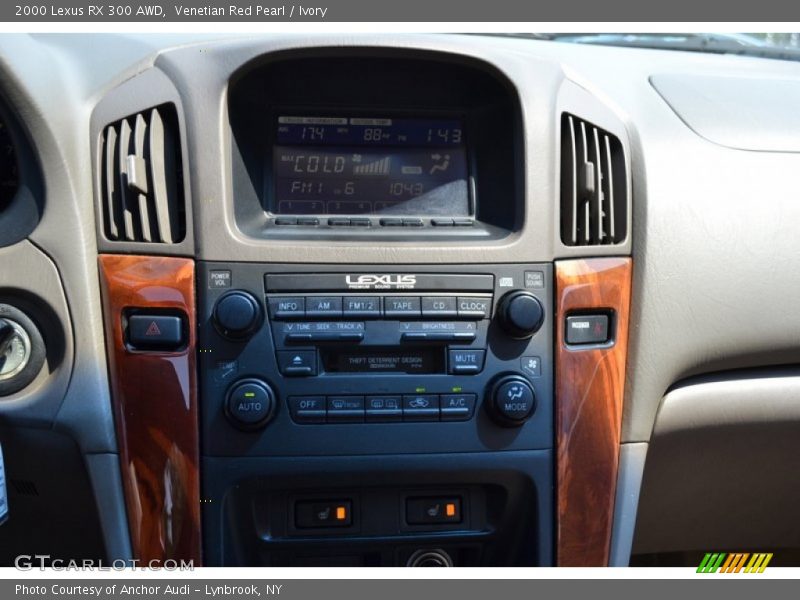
[225,379,276,430]
[487,375,536,427]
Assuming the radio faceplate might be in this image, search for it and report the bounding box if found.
[197,263,553,458]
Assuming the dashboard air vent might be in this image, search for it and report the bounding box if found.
[100,104,185,243]
[560,113,627,246]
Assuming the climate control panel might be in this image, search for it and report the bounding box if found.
[197,263,553,457]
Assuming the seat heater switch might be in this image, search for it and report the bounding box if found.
[406,497,462,524]
[565,314,610,345]
[295,500,352,528]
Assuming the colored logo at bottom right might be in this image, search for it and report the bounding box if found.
[697,552,773,573]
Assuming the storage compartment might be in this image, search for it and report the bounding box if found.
[632,369,800,565]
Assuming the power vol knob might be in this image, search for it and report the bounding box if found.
[213,291,262,340]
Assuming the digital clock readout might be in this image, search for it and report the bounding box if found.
[273,116,470,216]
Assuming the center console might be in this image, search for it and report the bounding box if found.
[194,50,553,567]
[199,263,553,566]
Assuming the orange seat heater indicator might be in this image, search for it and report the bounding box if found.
[336,506,347,520]
[445,503,456,517]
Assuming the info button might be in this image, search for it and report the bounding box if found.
[268,296,305,319]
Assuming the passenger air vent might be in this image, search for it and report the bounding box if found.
[560,113,627,246]
[100,104,186,243]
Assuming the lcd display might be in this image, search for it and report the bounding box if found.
[272,116,470,216]
[321,347,443,374]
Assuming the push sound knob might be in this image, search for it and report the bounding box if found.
[495,290,544,339]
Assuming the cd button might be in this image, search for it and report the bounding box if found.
[306,296,343,317]
[297,217,319,226]
[384,297,421,317]
[402,218,424,227]
[350,218,371,227]
[402,395,440,421]
[328,218,351,227]
[431,218,455,227]
[379,218,404,227]
[421,296,458,318]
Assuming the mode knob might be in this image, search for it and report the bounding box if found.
[213,291,262,340]
[495,290,544,339]
[225,378,276,430]
[487,375,536,427]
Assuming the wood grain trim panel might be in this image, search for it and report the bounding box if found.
[555,257,632,566]
[98,254,202,564]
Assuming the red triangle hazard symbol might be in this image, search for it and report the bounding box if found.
[145,321,162,336]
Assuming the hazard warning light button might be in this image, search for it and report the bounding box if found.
[127,314,185,350]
